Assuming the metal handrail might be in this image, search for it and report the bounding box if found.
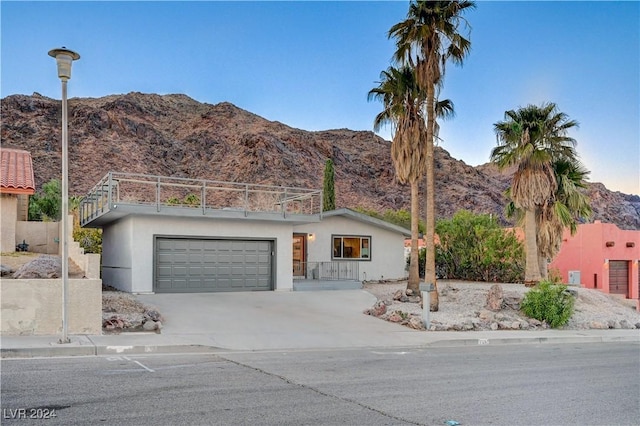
[301,261,360,281]
[80,171,322,225]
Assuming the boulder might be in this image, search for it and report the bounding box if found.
[143,320,160,331]
[145,310,162,322]
[407,316,425,330]
[13,255,61,279]
[485,284,504,311]
[369,301,387,317]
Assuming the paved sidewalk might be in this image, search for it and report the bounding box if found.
[2,290,639,358]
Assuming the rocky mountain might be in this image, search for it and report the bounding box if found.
[2,92,638,230]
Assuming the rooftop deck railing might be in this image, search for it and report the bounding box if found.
[80,172,322,226]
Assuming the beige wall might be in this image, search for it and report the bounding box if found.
[1,194,18,252]
[15,221,59,254]
[0,278,102,335]
[16,194,29,221]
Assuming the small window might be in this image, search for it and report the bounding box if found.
[332,236,371,260]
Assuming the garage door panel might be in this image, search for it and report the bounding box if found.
[189,264,203,273]
[155,238,273,293]
[171,279,187,289]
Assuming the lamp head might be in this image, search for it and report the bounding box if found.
[48,47,80,81]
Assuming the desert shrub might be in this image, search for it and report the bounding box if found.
[433,210,524,282]
[73,227,103,254]
[521,280,574,328]
[547,267,563,284]
[183,193,200,206]
[72,205,102,254]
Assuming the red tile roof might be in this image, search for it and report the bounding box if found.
[0,148,36,194]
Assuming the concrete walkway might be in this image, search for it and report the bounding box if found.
[2,290,639,358]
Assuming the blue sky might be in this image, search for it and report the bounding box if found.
[2,1,638,195]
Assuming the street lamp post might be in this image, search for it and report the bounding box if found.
[48,47,80,344]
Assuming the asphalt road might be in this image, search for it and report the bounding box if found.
[2,343,638,425]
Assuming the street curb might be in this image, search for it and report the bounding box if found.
[2,335,638,358]
[424,335,640,348]
[1,346,97,359]
[95,344,220,356]
[1,344,221,359]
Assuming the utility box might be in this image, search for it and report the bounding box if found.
[568,270,581,286]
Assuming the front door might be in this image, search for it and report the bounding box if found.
[292,234,307,277]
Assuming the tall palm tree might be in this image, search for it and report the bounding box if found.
[368,66,427,292]
[492,103,580,284]
[389,0,474,310]
[536,159,592,278]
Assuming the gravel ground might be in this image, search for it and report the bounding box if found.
[363,280,640,331]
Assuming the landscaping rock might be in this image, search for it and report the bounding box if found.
[143,320,160,331]
[12,255,60,279]
[407,316,425,330]
[365,300,387,317]
[145,310,162,322]
[387,312,403,323]
[486,284,504,311]
[478,309,495,322]
[363,280,640,333]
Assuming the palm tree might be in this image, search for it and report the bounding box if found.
[536,159,592,278]
[389,0,474,310]
[368,66,427,292]
[492,103,580,284]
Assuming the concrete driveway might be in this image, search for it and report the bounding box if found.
[136,290,426,350]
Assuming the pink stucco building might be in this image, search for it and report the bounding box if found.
[549,221,639,305]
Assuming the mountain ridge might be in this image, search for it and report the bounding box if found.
[2,92,638,230]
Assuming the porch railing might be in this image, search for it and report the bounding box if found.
[296,261,360,281]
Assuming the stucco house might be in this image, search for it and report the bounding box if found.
[549,221,639,304]
[80,172,409,293]
[0,147,35,252]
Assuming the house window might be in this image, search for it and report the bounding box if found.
[332,235,371,260]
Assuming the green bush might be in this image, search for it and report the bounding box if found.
[28,179,61,221]
[73,227,103,254]
[433,210,524,282]
[521,280,574,328]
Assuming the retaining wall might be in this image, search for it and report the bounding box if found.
[0,278,102,335]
